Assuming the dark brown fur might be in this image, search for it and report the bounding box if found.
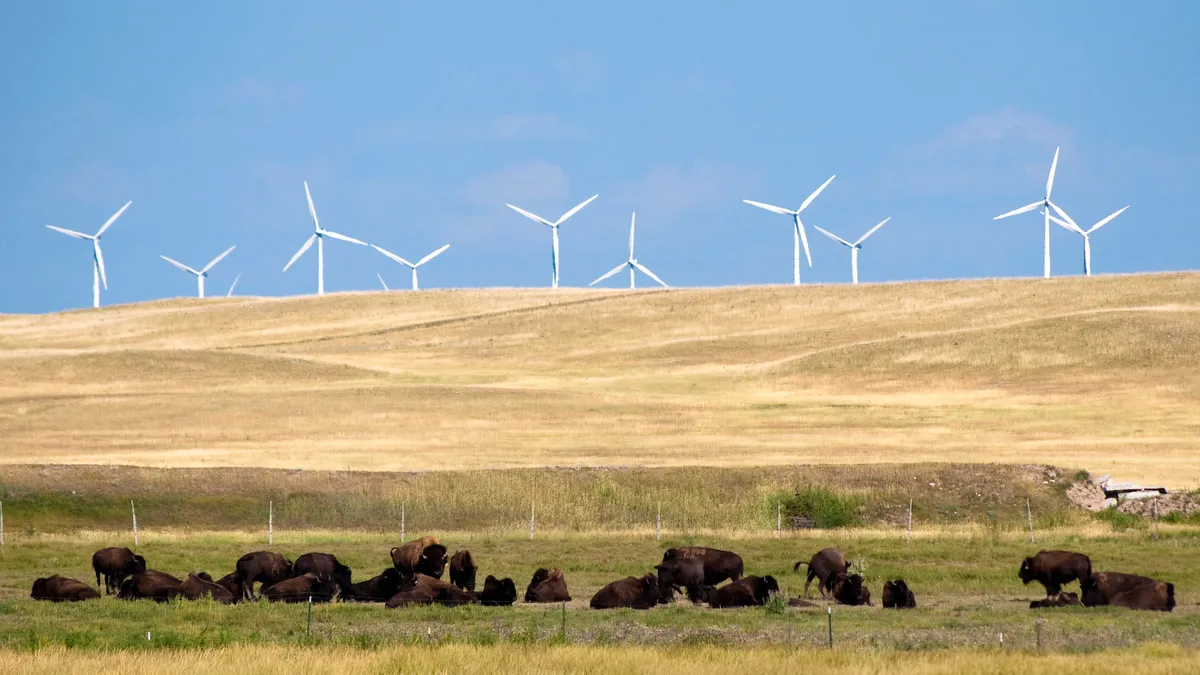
[31,575,101,602]
[181,572,237,604]
[832,573,872,606]
[708,575,779,608]
[1082,572,1174,611]
[390,537,448,579]
[794,548,850,598]
[261,572,336,603]
[343,568,406,603]
[655,557,707,604]
[118,570,183,602]
[91,547,146,596]
[882,579,916,609]
[235,551,293,600]
[479,575,518,606]
[449,550,477,591]
[590,574,661,610]
[524,568,571,603]
[294,552,352,595]
[1018,550,1092,597]
[662,547,743,586]
[1029,592,1081,608]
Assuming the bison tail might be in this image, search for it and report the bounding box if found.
[793,561,808,572]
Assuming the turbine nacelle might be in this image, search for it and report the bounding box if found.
[506,194,598,288]
[743,174,835,284]
[44,201,132,308]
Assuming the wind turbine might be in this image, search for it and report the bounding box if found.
[45,201,131,308]
[993,147,1073,278]
[371,244,450,290]
[506,195,598,288]
[1044,206,1129,276]
[589,212,668,289]
[743,175,835,285]
[160,246,236,298]
[282,181,368,295]
[226,273,241,298]
[377,273,389,291]
[813,218,891,285]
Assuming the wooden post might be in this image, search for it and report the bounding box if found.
[1153,498,1159,542]
[1026,499,1034,544]
[131,500,139,546]
[560,601,567,637]
[529,502,535,540]
[776,502,782,538]
[907,498,913,544]
[0,500,4,546]
[1035,619,1043,649]
[306,595,313,637]
[268,501,274,546]
[655,503,661,541]
[400,503,405,543]
[827,607,833,648]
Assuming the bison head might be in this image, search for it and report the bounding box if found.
[132,554,147,575]
[631,574,662,610]
[417,544,448,579]
[1018,557,1034,584]
[758,575,781,603]
[661,548,681,563]
[30,578,49,600]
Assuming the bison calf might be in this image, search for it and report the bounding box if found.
[655,557,707,604]
[590,574,661,610]
[882,580,916,609]
[31,575,101,602]
[449,550,477,591]
[1018,550,1091,598]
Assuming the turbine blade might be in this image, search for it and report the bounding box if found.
[95,201,132,237]
[371,244,414,268]
[283,234,316,271]
[1043,211,1083,235]
[628,212,636,260]
[854,217,891,246]
[201,246,236,273]
[813,225,853,247]
[1088,206,1129,234]
[160,255,200,275]
[993,201,1042,220]
[554,194,598,226]
[45,225,92,240]
[304,181,320,231]
[322,230,367,246]
[1047,201,1080,232]
[415,244,450,267]
[798,220,812,267]
[631,261,668,288]
[94,241,108,290]
[589,262,628,286]
[377,273,389,291]
[506,203,554,226]
[226,273,241,297]
[797,175,836,213]
[1046,147,1060,199]
[742,199,794,216]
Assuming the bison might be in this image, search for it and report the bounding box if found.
[662,547,743,587]
[118,570,183,602]
[832,573,871,606]
[882,580,916,609]
[262,572,337,603]
[31,575,100,602]
[213,572,243,601]
[1029,592,1082,609]
[391,536,448,579]
[236,551,293,601]
[590,574,661,610]
[1018,550,1091,598]
[449,550,477,591]
[794,548,850,598]
[1082,572,1174,611]
[181,572,237,604]
[294,552,352,596]
[708,575,779,608]
[1111,581,1175,612]
[386,573,476,608]
[343,568,406,603]
[92,547,147,596]
[655,557,707,604]
[524,568,571,603]
[479,575,518,606]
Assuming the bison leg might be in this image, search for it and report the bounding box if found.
[803,573,815,598]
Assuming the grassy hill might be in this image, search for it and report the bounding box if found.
[2,273,1199,486]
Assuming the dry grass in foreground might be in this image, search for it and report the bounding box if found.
[2,274,1200,485]
[1,644,1196,675]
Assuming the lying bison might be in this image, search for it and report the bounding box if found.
[882,580,916,609]
[832,573,871,606]
[1082,572,1175,611]
[181,572,237,604]
[119,570,183,602]
[1018,550,1091,598]
[662,547,743,587]
[655,557,707,604]
[386,573,476,608]
[1030,592,1082,608]
[708,575,779,608]
[590,574,661,610]
[391,536,448,579]
[92,547,146,596]
[343,568,406,603]
[294,552,352,596]
[479,575,518,606]
[31,575,100,602]
[794,548,850,598]
[449,550,477,591]
[236,551,293,601]
[525,568,571,603]
[213,572,243,600]
[262,572,336,603]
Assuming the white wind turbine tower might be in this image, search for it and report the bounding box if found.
[743,175,835,285]
[1044,206,1129,276]
[993,147,1073,278]
[589,212,668,289]
[814,218,891,285]
[371,244,450,290]
[45,201,131,308]
[283,181,368,294]
[506,195,598,288]
[226,273,241,298]
[160,246,236,298]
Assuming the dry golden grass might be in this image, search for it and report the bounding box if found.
[1,644,1196,675]
[2,274,1199,485]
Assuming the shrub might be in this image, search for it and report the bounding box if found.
[764,591,788,616]
[1095,507,1145,532]
[766,487,863,529]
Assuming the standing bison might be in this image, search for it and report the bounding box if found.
[655,557,708,604]
[707,575,779,608]
[479,575,518,606]
[1082,572,1175,611]
[391,536,448,579]
[524,568,571,603]
[449,550,477,591]
[236,551,293,601]
[590,574,661,610]
[794,548,850,598]
[294,553,352,596]
[1018,550,1091,598]
[661,547,743,587]
[882,580,916,609]
[31,575,100,602]
[92,547,146,596]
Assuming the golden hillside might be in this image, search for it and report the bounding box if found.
[1,274,1198,486]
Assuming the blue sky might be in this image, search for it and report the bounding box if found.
[2,1,1198,313]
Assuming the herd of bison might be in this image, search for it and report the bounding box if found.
[29,538,1175,613]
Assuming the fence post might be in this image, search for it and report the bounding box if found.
[1026,499,1034,544]
[131,500,139,546]
[529,502,535,540]
[827,607,833,648]
[0,500,4,546]
[306,595,313,637]
[400,503,405,543]
[560,601,567,638]
[1153,498,1159,542]
[776,502,781,539]
[268,501,274,546]
[907,498,913,544]
[1035,619,1043,649]
[655,503,661,541]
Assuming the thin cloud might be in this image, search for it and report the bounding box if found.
[365,113,582,145]
[463,161,572,209]
[610,164,762,223]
